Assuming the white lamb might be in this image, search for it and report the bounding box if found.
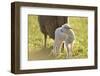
[51,23,75,58]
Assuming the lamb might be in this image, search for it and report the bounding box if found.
[51,23,75,58]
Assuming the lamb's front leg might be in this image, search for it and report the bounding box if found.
[66,43,72,58]
[68,44,73,57]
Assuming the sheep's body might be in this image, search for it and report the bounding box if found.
[38,16,67,47]
[52,24,75,58]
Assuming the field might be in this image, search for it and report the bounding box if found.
[28,15,88,60]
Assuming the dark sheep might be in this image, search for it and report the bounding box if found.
[38,15,68,47]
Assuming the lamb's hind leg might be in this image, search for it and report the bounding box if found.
[55,41,62,56]
[49,40,57,56]
[51,39,62,56]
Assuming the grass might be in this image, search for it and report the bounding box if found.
[28,15,88,60]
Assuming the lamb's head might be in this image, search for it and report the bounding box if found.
[61,24,72,32]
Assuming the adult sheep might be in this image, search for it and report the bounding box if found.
[38,15,68,47]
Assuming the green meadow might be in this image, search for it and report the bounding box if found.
[28,15,88,60]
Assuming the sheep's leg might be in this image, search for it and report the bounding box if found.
[65,42,72,58]
[51,39,62,56]
[69,44,72,57]
[51,44,56,56]
[44,33,47,48]
[50,40,57,56]
[66,45,69,58]
[55,41,62,56]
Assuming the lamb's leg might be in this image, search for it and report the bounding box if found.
[65,43,72,58]
[51,39,62,56]
[66,45,69,58]
[55,41,62,56]
[69,44,72,57]
[49,40,57,56]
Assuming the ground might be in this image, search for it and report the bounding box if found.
[28,15,88,60]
